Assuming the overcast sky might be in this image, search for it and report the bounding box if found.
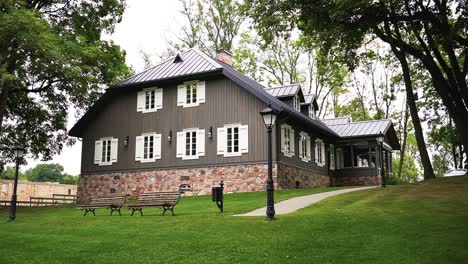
[25,1,184,175]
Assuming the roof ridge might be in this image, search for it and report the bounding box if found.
[190,48,223,69]
[326,119,392,126]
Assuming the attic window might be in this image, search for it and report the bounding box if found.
[173,53,184,63]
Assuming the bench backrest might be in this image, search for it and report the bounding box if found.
[137,192,181,206]
[90,196,127,207]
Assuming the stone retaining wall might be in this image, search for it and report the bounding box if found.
[277,163,331,189]
[77,163,278,203]
[332,175,380,186]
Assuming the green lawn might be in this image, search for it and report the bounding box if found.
[1,177,468,264]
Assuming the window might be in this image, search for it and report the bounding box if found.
[217,124,248,157]
[137,87,163,113]
[177,128,205,160]
[315,138,326,166]
[293,95,300,111]
[309,105,315,118]
[330,144,335,170]
[299,132,311,162]
[186,83,197,104]
[177,80,205,108]
[354,144,371,167]
[281,124,295,157]
[185,130,197,157]
[135,133,161,162]
[94,137,118,166]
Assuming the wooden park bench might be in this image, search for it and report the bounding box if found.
[127,192,181,216]
[78,195,127,216]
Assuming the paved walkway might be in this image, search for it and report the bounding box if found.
[235,186,378,216]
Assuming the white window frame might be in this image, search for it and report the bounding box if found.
[217,124,248,157]
[137,87,163,113]
[293,95,300,111]
[177,128,205,160]
[299,132,311,162]
[309,105,315,118]
[315,138,326,167]
[281,124,295,157]
[177,80,205,108]
[135,133,161,163]
[94,137,118,166]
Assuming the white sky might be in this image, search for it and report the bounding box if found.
[25,0,184,175]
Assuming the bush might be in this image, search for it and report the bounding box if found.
[386,177,401,185]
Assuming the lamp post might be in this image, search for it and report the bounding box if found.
[259,106,278,221]
[376,134,386,187]
[9,145,25,222]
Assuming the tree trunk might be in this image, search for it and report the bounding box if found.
[459,144,464,169]
[393,50,435,180]
[397,105,409,179]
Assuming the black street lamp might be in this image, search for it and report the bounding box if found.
[9,145,25,222]
[376,134,386,187]
[259,106,278,221]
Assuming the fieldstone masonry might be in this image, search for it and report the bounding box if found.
[333,175,381,186]
[277,163,331,189]
[77,163,278,203]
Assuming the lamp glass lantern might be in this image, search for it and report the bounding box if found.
[260,107,277,129]
[376,135,384,144]
[13,146,25,158]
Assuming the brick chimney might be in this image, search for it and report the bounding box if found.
[215,49,233,65]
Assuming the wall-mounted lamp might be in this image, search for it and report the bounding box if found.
[124,136,129,147]
[208,126,213,139]
[168,130,173,143]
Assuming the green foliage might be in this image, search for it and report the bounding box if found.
[0,1,131,162]
[23,163,78,184]
[334,97,370,121]
[0,166,16,180]
[432,154,451,178]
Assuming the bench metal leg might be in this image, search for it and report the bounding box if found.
[110,208,121,216]
[83,208,95,216]
[162,206,175,216]
[131,208,143,216]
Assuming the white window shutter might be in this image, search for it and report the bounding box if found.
[135,136,143,161]
[110,138,118,163]
[280,125,285,153]
[176,132,185,158]
[298,136,303,159]
[239,125,248,153]
[306,136,311,161]
[197,81,206,103]
[290,129,295,156]
[321,143,326,166]
[177,85,186,106]
[94,140,102,164]
[314,141,319,163]
[197,129,205,157]
[137,91,145,112]
[154,134,162,160]
[155,88,163,110]
[330,144,335,170]
[217,127,226,155]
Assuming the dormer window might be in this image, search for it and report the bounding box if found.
[309,105,315,118]
[293,95,300,111]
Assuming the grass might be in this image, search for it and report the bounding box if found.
[1,177,468,264]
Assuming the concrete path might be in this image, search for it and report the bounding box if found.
[235,186,378,216]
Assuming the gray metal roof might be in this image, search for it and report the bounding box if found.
[264,84,301,98]
[113,49,223,88]
[326,119,392,137]
[322,117,352,126]
[303,94,315,104]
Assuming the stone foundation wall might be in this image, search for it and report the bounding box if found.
[332,176,380,186]
[277,163,330,189]
[77,163,278,203]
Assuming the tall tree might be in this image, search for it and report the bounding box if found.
[0,1,130,163]
[244,0,468,169]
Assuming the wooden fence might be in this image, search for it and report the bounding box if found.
[0,194,76,207]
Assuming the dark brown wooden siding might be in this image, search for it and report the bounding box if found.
[80,77,277,173]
